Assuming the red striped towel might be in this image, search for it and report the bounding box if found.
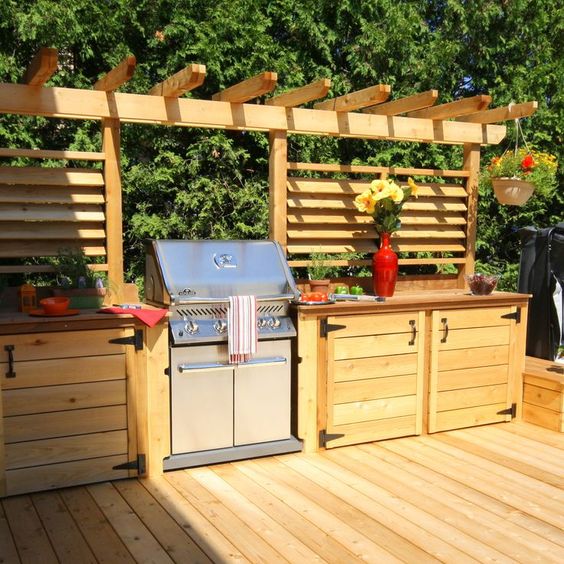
[228,296,258,364]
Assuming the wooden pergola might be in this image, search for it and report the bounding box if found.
[0,48,538,297]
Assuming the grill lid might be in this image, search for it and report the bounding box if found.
[145,239,299,306]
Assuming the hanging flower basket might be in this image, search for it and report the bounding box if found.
[491,177,535,206]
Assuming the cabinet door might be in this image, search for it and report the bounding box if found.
[325,311,425,448]
[428,306,517,433]
[1,328,137,497]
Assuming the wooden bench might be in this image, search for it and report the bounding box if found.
[522,356,564,432]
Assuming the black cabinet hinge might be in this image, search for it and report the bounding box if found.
[320,319,346,338]
[497,403,517,418]
[319,429,345,447]
[501,310,521,323]
[109,329,144,350]
[113,454,146,475]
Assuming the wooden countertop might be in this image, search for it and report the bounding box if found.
[294,289,531,318]
[0,307,169,335]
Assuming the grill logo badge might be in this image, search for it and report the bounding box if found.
[213,253,237,269]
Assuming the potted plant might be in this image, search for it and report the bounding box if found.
[482,148,557,206]
[307,251,335,293]
[52,248,108,308]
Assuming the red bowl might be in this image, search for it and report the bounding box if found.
[40,297,70,314]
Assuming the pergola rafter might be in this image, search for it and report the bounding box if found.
[148,63,206,97]
[94,55,137,92]
[314,84,391,112]
[21,47,58,87]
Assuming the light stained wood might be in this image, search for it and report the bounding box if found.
[287,161,471,177]
[102,118,124,300]
[363,89,439,116]
[458,101,538,123]
[0,503,19,563]
[141,477,249,562]
[4,380,126,417]
[461,143,480,281]
[287,240,466,254]
[0,223,105,240]
[333,332,419,361]
[436,383,508,412]
[333,394,417,426]
[314,84,391,112]
[266,78,331,107]
[334,374,417,404]
[212,71,278,103]
[436,364,509,391]
[523,403,564,433]
[0,185,105,204]
[4,405,127,443]
[438,344,510,371]
[60,487,136,564]
[334,353,418,382]
[2,495,59,563]
[434,403,508,432]
[114,480,212,563]
[0,166,104,186]
[0,147,105,160]
[88,482,175,564]
[288,225,465,240]
[329,312,418,337]
[524,383,563,408]
[6,455,129,497]
[0,241,105,258]
[438,305,512,329]
[437,325,511,351]
[21,47,58,87]
[0,203,105,222]
[94,55,137,92]
[2,423,564,562]
[31,491,97,563]
[268,130,287,250]
[148,63,206,97]
[407,94,492,120]
[287,209,467,225]
[0,83,507,144]
[5,430,127,470]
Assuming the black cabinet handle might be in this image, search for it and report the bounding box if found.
[440,318,449,343]
[408,320,416,346]
[4,344,16,378]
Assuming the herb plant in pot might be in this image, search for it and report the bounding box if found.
[52,249,108,309]
[307,251,334,293]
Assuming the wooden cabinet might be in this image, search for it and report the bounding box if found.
[0,327,139,496]
[323,311,425,448]
[428,306,519,433]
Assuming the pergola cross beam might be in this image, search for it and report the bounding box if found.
[94,55,137,92]
[266,78,331,107]
[314,84,391,112]
[407,94,492,120]
[457,101,538,124]
[148,63,206,97]
[212,71,278,103]
[363,89,439,116]
[21,47,58,87]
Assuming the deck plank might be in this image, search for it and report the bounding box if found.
[113,479,212,564]
[502,420,564,448]
[87,482,175,564]
[0,501,21,564]
[335,443,564,563]
[1,495,58,564]
[165,470,288,563]
[140,477,249,563]
[212,462,359,562]
[59,487,136,564]
[31,491,97,564]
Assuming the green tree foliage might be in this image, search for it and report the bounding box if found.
[0,0,562,288]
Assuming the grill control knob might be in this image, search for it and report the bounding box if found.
[214,319,227,334]
[184,320,199,335]
[257,318,268,329]
[269,316,281,329]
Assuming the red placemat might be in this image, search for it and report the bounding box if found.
[98,307,167,327]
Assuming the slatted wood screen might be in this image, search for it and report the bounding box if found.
[0,149,108,274]
[285,162,472,270]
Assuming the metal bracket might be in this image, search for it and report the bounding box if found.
[501,310,521,323]
[320,319,346,338]
[497,403,517,418]
[113,454,146,475]
[319,429,345,447]
[109,329,144,351]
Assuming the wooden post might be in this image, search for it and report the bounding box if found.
[269,130,288,251]
[102,117,124,301]
[461,143,481,286]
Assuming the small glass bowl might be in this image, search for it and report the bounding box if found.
[464,274,500,296]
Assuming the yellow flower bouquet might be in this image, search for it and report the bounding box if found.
[354,177,418,234]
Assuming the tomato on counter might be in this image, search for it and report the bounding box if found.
[300,292,328,302]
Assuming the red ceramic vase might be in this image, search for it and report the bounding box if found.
[372,232,398,297]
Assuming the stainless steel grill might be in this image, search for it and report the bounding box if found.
[145,239,302,470]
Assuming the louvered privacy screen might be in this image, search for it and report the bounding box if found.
[285,162,472,269]
[0,153,108,271]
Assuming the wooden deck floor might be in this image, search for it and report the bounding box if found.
[1,421,563,563]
